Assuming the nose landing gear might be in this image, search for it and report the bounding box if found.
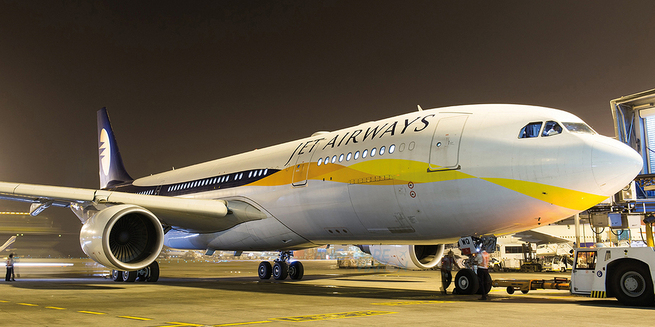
[258,251,304,281]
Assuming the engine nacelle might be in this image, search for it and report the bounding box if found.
[360,244,445,270]
[80,204,164,271]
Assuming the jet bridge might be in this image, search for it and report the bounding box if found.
[611,88,655,215]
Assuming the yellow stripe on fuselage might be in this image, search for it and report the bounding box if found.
[248,159,604,210]
[481,178,607,211]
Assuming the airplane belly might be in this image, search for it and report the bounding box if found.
[164,217,315,251]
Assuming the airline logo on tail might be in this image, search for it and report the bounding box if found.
[99,128,111,176]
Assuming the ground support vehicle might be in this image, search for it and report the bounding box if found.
[492,277,570,294]
[570,246,655,306]
[541,255,571,272]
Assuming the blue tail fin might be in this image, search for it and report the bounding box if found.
[97,108,133,189]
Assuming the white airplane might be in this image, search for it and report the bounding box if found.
[0,104,642,282]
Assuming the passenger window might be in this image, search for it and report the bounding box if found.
[542,121,562,137]
[380,146,386,155]
[389,144,395,154]
[362,149,368,158]
[346,152,352,161]
[519,122,543,138]
[575,251,597,270]
[324,156,330,164]
[371,148,377,157]
[354,151,360,160]
[339,154,344,162]
[331,155,337,164]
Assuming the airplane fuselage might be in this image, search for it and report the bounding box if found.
[106,104,641,252]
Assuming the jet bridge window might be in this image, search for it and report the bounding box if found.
[542,121,562,137]
[519,122,543,138]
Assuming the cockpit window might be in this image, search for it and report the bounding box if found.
[519,122,543,138]
[542,121,562,137]
[563,122,595,134]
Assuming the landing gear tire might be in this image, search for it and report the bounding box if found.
[123,270,137,282]
[289,261,304,280]
[273,261,288,280]
[506,286,515,294]
[611,262,654,306]
[454,269,479,295]
[112,270,123,282]
[147,261,160,282]
[136,268,149,282]
[476,272,492,295]
[258,261,272,280]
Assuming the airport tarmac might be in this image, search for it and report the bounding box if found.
[1,259,654,326]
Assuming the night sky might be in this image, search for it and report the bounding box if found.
[1,1,654,253]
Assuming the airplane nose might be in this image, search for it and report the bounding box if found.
[591,138,642,194]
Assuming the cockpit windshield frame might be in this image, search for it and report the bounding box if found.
[519,122,543,139]
[562,122,596,135]
[542,121,563,137]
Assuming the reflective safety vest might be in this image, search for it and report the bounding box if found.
[480,251,490,269]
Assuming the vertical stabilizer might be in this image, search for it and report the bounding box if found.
[97,108,133,189]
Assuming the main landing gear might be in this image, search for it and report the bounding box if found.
[258,251,304,281]
[112,261,160,282]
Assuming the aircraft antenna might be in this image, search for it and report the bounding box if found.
[417,105,423,111]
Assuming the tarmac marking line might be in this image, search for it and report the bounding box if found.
[17,303,38,306]
[271,310,396,322]
[0,300,9,303]
[371,300,455,306]
[78,310,107,315]
[119,315,152,321]
[45,306,66,310]
[155,322,205,327]
[214,321,271,326]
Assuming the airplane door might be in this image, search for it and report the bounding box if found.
[291,150,316,187]
[429,115,468,171]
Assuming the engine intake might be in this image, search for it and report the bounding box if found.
[360,244,445,270]
[80,204,164,271]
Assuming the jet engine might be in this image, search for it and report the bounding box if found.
[359,244,445,270]
[80,204,164,271]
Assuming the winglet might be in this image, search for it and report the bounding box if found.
[97,108,133,189]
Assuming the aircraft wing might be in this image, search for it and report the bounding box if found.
[0,181,229,227]
[512,229,570,244]
[0,236,16,252]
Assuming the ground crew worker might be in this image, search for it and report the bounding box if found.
[440,250,455,294]
[476,249,490,300]
[5,253,15,282]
